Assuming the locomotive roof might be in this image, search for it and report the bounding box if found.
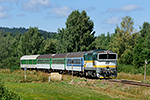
[52,53,69,58]
[37,54,55,59]
[85,49,116,54]
[95,50,115,53]
[20,55,39,60]
[67,52,86,58]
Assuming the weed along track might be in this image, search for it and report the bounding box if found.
[61,71,150,87]
[63,72,150,88]
[107,79,150,87]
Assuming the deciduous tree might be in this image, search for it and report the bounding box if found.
[56,10,95,53]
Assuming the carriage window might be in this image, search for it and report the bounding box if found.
[67,59,72,64]
[29,60,32,64]
[52,59,64,64]
[38,60,49,64]
[33,60,37,64]
[73,59,80,64]
[25,60,29,64]
[67,59,81,64]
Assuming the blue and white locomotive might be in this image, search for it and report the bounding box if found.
[20,49,117,78]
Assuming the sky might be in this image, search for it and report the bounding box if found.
[0,0,149,36]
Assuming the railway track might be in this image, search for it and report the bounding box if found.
[108,79,150,87]
[58,72,150,87]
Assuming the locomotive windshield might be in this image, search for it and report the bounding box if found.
[99,54,116,60]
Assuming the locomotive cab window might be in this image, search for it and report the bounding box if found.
[108,54,116,59]
[99,54,116,60]
[99,54,107,59]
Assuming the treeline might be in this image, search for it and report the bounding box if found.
[0,27,56,40]
[0,27,56,69]
[0,10,150,74]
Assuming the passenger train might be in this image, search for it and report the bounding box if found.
[20,49,117,78]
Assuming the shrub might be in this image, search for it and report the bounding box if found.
[0,78,20,99]
[10,66,20,73]
[117,63,135,73]
[117,63,147,75]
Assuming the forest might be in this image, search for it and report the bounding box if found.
[0,10,150,75]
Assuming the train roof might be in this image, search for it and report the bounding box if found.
[67,52,86,58]
[85,49,116,55]
[95,50,115,53]
[52,53,69,58]
[20,55,39,60]
[37,54,55,59]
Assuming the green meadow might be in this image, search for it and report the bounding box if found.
[1,69,150,100]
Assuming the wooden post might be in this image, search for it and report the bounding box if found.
[71,58,73,82]
[25,67,27,82]
[49,75,51,82]
[144,60,147,81]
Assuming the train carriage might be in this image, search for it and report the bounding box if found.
[51,53,69,70]
[20,55,39,69]
[66,52,85,72]
[37,54,55,70]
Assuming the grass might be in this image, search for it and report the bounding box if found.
[117,72,150,82]
[0,69,118,100]
[5,82,114,100]
[1,69,150,100]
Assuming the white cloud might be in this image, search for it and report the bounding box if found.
[0,12,10,19]
[84,6,96,12]
[21,0,51,12]
[0,6,11,19]
[0,5,11,12]
[17,13,25,17]
[0,0,19,3]
[107,4,142,13]
[120,5,142,12]
[50,7,72,17]
[106,17,121,24]
[0,0,5,3]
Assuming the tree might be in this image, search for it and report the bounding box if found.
[43,39,57,54]
[19,27,45,55]
[94,33,107,49]
[56,10,95,53]
[133,22,150,68]
[140,22,150,37]
[111,16,137,63]
[0,32,19,68]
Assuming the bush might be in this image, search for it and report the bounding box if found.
[146,64,150,75]
[10,66,20,73]
[117,63,135,73]
[0,78,20,99]
[117,63,146,75]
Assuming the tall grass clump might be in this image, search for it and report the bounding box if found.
[117,63,148,75]
[0,78,20,100]
[117,63,150,76]
[10,66,20,73]
[117,63,135,73]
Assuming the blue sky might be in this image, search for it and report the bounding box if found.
[0,0,149,36]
